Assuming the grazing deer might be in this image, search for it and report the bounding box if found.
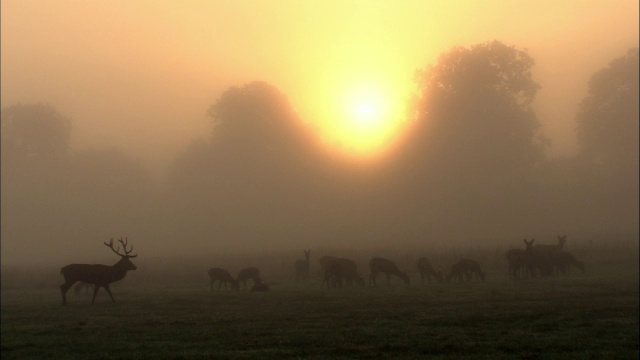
[320,256,364,289]
[551,251,585,275]
[368,257,410,286]
[208,268,239,291]
[322,258,343,289]
[295,249,310,282]
[416,257,443,284]
[446,259,485,283]
[237,267,261,290]
[60,237,138,305]
[250,280,270,292]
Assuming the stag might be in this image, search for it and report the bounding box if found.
[237,267,261,290]
[416,257,443,284]
[208,268,239,291]
[368,257,410,286]
[60,237,137,305]
[73,282,94,295]
[295,249,310,282]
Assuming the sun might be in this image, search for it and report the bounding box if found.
[307,75,407,160]
[336,84,398,156]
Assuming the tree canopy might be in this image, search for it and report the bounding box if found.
[1,103,72,160]
[575,47,639,172]
[409,40,546,177]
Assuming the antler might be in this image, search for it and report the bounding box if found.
[104,237,138,258]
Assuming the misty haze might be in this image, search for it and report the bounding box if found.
[1,2,638,358]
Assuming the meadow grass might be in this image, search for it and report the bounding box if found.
[2,261,638,359]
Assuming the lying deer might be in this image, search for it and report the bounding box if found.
[237,267,261,290]
[208,268,239,291]
[60,237,137,305]
[416,257,443,284]
[369,257,410,286]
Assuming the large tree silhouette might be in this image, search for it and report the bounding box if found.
[1,103,71,160]
[389,41,548,236]
[575,47,639,176]
[166,81,324,246]
[571,47,639,231]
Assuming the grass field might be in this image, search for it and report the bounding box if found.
[2,249,638,359]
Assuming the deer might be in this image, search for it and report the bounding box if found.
[250,279,270,292]
[60,237,137,305]
[322,258,344,289]
[208,268,239,291]
[320,256,365,289]
[73,282,94,295]
[553,251,585,274]
[446,259,485,283]
[237,267,261,290]
[295,249,310,282]
[368,257,410,286]
[416,257,443,284]
[505,239,536,280]
[533,235,567,252]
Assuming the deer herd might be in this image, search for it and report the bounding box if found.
[60,235,586,305]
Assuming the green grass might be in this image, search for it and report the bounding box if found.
[2,264,638,359]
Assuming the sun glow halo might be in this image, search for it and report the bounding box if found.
[334,84,399,157]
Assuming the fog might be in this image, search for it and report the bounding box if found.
[1,1,638,267]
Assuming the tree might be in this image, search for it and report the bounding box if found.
[1,103,71,160]
[575,47,639,174]
[388,41,548,236]
[166,81,324,247]
[572,47,639,232]
[407,40,546,181]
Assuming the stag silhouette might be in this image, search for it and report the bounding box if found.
[60,237,137,305]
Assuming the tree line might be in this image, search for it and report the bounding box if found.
[2,41,638,262]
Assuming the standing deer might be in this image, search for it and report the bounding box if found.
[533,235,567,252]
[237,267,261,290]
[208,268,239,291]
[73,282,94,295]
[505,239,535,280]
[368,257,410,286]
[60,237,137,305]
[295,249,310,282]
[416,257,443,284]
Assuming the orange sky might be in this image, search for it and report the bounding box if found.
[2,1,638,167]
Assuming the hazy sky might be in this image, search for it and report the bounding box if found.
[2,1,638,169]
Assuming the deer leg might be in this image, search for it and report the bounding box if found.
[104,285,115,303]
[369,271,376,286]
[61,281,75,305]
[91,285,101,305]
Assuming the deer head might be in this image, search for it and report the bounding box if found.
[104,237,138,270]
